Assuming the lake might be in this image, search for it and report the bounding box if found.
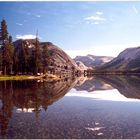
[0,75,140,139]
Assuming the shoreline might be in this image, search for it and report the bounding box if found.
[0,74,60,81]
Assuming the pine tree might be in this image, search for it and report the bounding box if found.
[35,38,42,74]
[13,49,19,75]
[32,37,42,75]
[1,20,9,75]
[18,41,30,74]
[0,51,2,74]
[2,41,14,75]
[23,41,30,74]
[1,20,8,42]
[1,20,14,75]
[7,36,14,74]
[42,44,50,73]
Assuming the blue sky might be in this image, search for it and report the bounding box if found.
[0,2,140,58]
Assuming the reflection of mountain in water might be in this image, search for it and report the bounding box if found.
[75,75,140,100]
[75,76,113,92]
[0,76,140,137]
[96,75,140,99]
[0,78,77,137]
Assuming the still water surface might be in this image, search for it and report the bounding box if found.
[0,76,140,139]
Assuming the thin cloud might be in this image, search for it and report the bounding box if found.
[16,34,36,39]
[16,34,42,40]
[96,11,103,15]
[16,23,23,26]
[85,15,106,21]
[27,12,41,18]
[84,12,106,25]
[132,5,138,14]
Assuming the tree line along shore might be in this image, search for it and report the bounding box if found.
[0,20,61,80]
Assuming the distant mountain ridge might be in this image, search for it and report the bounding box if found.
[98,46,140,72]
[74,55,114,68]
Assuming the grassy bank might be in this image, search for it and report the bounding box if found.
[0,75,34,81]
[0,74,60,81]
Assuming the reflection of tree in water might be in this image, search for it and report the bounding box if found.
[0,81,13,137]
[0,78,77,137]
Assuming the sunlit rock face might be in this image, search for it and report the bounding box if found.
[13,39,80,76]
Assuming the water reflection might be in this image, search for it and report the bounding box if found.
[0,75,140,138]
[95,75,140,99]
[74,76,140,100]
[0,78,77,137]
[75,76,113,92]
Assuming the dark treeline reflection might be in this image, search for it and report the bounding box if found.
[0,78,77,137]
